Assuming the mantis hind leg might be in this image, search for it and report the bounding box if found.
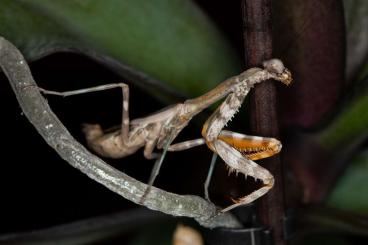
[39,83,131,144]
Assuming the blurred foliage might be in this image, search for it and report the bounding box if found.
[359,63,368,80]
[0,0,241,100]
[318,77,368,150]
[273,0,368,242]
[328,150,368,215]
[273,0,345,128]
[344,0,368,81]
[299,235,349,245]
[128,223,175,245]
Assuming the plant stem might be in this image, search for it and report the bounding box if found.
[241,1,287,244]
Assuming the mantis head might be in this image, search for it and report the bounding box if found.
[262,59,292,86]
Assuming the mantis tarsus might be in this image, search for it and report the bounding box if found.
[40,59,292,212]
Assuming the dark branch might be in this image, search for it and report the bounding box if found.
[241,0,287,244]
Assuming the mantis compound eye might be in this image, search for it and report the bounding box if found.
[263,59,293,86]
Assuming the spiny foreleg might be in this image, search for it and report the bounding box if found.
[201,92,247,145]
[213,139,274,213]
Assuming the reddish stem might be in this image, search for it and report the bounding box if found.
[241,1,287,244]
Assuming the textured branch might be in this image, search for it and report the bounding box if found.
[241,0,287,244]
[0,36,241,229]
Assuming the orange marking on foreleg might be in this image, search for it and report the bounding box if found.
[218,131,281,161]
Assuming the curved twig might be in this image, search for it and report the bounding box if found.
[0,36,241,229]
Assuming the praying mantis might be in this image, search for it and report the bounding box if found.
[40,59,292,213]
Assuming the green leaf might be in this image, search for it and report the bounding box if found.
[358,62,368,80]
[0,0,240,99]
[344,0,368,81]
[317,76,368,150]
[0,1,76,58]
[328,150,368,215]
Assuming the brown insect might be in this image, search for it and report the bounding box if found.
[40,59,292,212]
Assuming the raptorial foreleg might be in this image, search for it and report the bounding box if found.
[213,139,274,213]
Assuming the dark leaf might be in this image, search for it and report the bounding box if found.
[273,0,345,128]
[0,0,241,101]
